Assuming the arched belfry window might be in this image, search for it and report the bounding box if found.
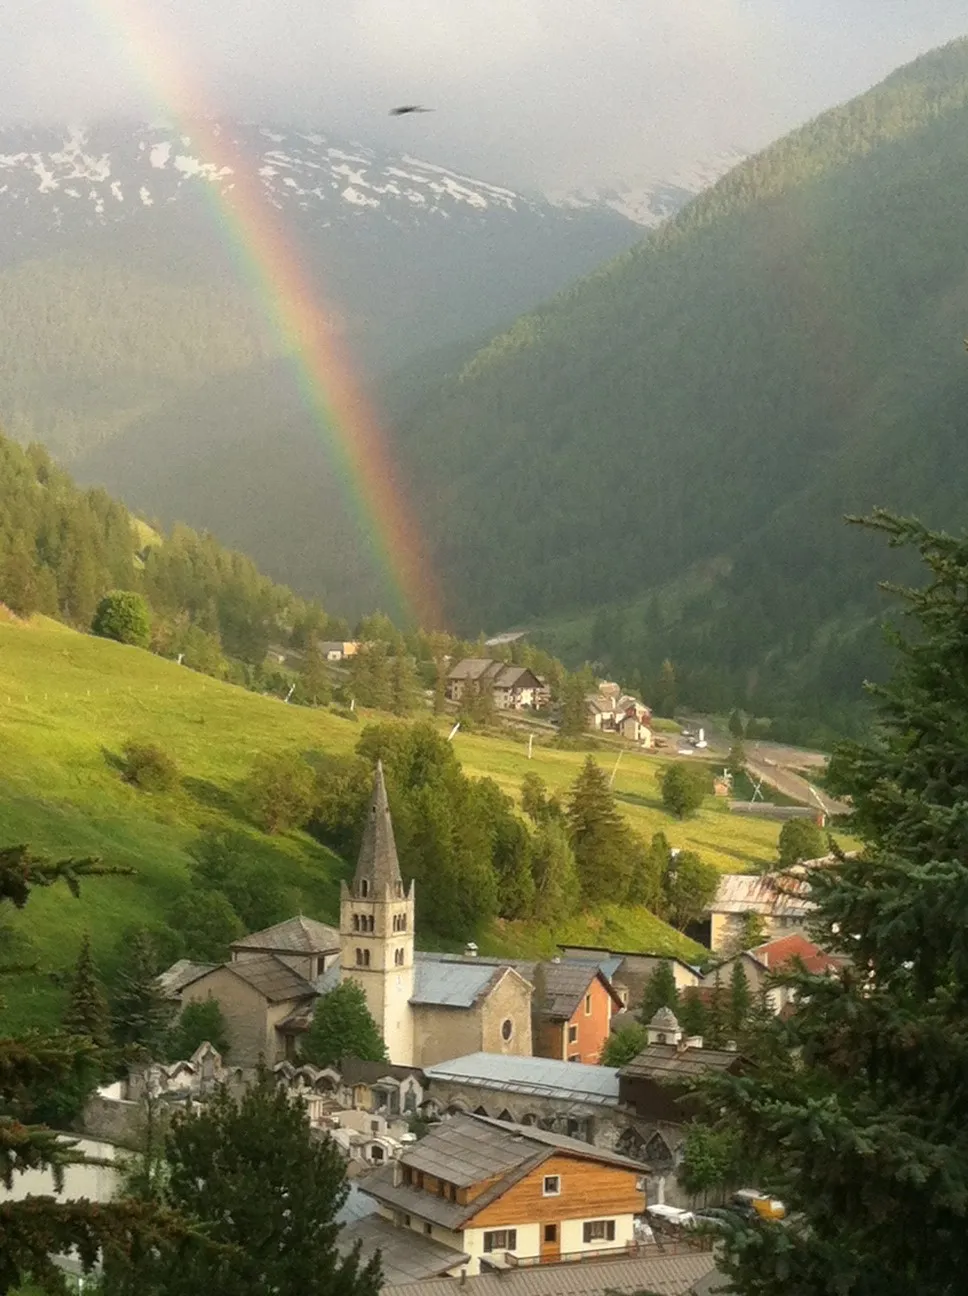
[360,879,370,898]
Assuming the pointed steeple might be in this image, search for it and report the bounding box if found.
[354,761,403,897]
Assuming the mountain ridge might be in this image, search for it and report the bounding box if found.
[389,36,968,731]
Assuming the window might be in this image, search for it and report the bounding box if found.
[353,914,360,932]
[402,1166,413,1185]
[360,879,369,897]
[483,1229,517,1253]
[424,1223,433,1236]
[371,1146,384,1163]
[393,913,408,932]
[371,1120,380,1133]
[582,1220,616,1244]
[543,1225,558,1244]
[394,947,405,966]
[414,1171,424,1189]
[501,1018,513,1042]
[542,1175,561,1197]
[355,948,370,968]
[584,993,593,1016]
[567,1024,578,1044]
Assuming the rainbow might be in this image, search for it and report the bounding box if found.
[92,1,443,629]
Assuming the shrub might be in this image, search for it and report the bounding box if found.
[121,740,178,792]
[91,589,152,647]
[660,761,708,818]
[246,750,316,833]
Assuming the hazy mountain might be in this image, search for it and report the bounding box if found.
[0,118,648,459]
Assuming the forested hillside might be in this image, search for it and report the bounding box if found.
[0,432,340,676]
[397,38,968,735]
[0,254,274,456]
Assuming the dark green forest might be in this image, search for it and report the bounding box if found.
[392,38,968,735]
[0,431,338,678]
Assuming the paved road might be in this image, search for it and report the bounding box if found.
[746,750,850,817]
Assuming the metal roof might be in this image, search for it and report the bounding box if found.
[231,915,340,954]
[339,1215,468,1286]
[384,1250,718,1296]
[711,872,813,918]
[424,1053,620,1106]
[412,959,507,1008]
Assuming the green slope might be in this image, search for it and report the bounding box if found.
[0,617,780,1027]
[398,38,968,724]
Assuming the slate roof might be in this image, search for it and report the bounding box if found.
[364,1114,646,1231]
[423,1052,619,1106]
[621,1043,743,1082]
[157,959,216,998]
[354,761,404,892]
[231,915,340,955]
[447,658,503,682]
[339,1215,468,1286]
[222,953,318,1003]
[534,962,622,1020]
[384,1251,718,1296]
[412,957,519,1008]
[711,872,813,918]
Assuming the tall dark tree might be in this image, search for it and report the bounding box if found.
[637,960,679,1025]
[529,821,581,927]
[299,635,332,706]
[709,513,968,1296]
[62,933,111,1050]
[660,762,707,819]
[0,846,182,1294]
[567,757,633,902]
[111,928,173,1056]
[726,960,753,1036]
[558,674,589,737]
[102,1072,381,1296]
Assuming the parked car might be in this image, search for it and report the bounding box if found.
[645,1204,696,1234]
[732,1189,786,1220]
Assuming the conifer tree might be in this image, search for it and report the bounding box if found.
[529,821,581,926]
[677,988,709,1039]
[567,756,633,902]
[62,932,111,1050]
[111,928,173,1055]
[299,635,332,706]
[637,960,679,1025]
[707,514,968,1294]
[726,960,752,1036]
[0,846,183,1293]
[101,1072,381,1296]
[389,653,420,716]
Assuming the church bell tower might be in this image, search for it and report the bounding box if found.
[339,761,415,1064]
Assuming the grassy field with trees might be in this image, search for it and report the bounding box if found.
[0,614,789,1028]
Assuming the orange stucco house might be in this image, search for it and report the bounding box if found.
[532,963,624,1064]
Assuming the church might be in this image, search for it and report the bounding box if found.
[328,762,534,1066]
[171,763,536,1069]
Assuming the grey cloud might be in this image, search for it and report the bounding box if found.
[0,0,965,189]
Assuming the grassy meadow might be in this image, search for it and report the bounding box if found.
[1,615,788,1028]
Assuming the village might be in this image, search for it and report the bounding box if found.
[13,759,845,1296]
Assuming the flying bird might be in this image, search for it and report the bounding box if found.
[389,105,434,116]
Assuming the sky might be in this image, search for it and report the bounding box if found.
[3,0,967,191]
